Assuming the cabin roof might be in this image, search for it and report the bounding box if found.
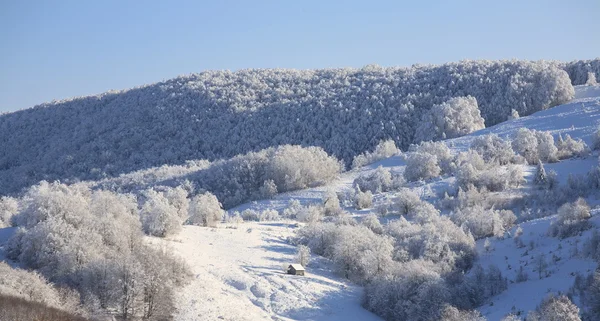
[289,264,305,271]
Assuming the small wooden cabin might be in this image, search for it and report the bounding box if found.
[287,264,305,276]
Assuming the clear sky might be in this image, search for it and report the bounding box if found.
[1,0,599,112]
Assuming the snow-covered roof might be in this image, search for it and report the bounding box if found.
[289,264,305,271]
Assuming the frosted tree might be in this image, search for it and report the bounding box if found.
[507,109,520,120]
[556,134,589,159]
[140,188,185,237]
[534,131,558,163]
[512,128,539,164]
[354,188,373,210]
[440,305,485,321]
[534,161,548,187]
[188,192,224,227]
[322,189,342,216]
[549,198,591,238]
[587,71,598,85]
[0,196,18,228]
[353,166,393,193]
[352,140,400,168]
[296,245,311,267]
[527,294,581,321]
[415,96,485,142]
[404,152,441,182]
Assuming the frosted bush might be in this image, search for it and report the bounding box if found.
[259,209,280,221]
[0,196,18,228]
[470,134,515,165]
[512,128,540,164]
[188,192,224,227]
[451,205,515,239]
[140,188,187,237]
[282,199,302,219]
[322,189,342,216]
[353,166,393,193]
[549,198,591,238]
[415,96,485,142]
[296,205,324,223]
[534,131,558,163]
[556,134,589,159]
[354,188,373,210]
[352,140,400,168]
[587,71,598,85]
[507,109,520,120]
[404,152,441,182]
[189,145,342,208]
[410,141,453,174]
[241,209,260,222]
[592,127,600,151]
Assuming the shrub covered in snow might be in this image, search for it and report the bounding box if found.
[556,134,590,159]
[188,192,224,227]
[354,188,373,210]
[415,96,485,142]
[404,152,441,182]
[470,134,516,165]
[527,294,581,321]
[549,198,591,238]
[140,187,188,237]
[352,140,400,169]
[451,205,516,239]
[0,196,18,228]
[353,166,395,193]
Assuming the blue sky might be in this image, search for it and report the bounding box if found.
[1,0,599,112]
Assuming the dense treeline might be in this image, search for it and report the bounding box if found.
[0,60,577,195]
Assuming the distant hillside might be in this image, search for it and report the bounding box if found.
[0,59,591,195]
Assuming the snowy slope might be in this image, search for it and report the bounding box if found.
[153,222,381,321]
[236,85,600,215]
[214,85,600,320]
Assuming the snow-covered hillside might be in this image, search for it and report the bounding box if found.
[1,85,599,321]
[154,223,381,321]
[168,85,600,320]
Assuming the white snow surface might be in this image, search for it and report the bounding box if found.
[153,222,382,321]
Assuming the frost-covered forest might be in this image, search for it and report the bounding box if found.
[1,59,600,320]
[4,59,599,195]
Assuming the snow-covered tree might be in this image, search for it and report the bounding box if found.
[512,128,540,164]
[508,109,520,120]
[188,192,224,227]
[415,96,485,142]
[556,134,589,159]
[140,188,186,237]
[404,152,441,182]
[323,189,342,216]
[352,140,400,168]
[296,245,311,267]
[470,134,515,165]
[549,198,591,238]
[527,294,581,321]
[353,166,394,193]
[354,188,373,210]
[587,71,598,86]
[0,196,18,228]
